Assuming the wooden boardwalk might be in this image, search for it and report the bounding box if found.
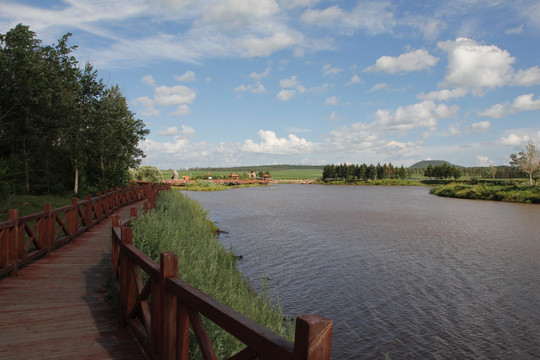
[0,203,147,360]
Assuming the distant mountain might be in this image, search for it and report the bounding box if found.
[409,160,462,168]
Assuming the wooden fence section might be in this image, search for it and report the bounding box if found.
[0,182,168,278]
[112,210,333,360]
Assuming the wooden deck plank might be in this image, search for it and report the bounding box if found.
[0,203,148,360]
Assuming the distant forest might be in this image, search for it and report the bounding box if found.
[183,164,324,172]
[180,161,527,181]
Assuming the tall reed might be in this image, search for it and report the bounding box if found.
[131,191,294,358]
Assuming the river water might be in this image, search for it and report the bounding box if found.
[185,185,540,359]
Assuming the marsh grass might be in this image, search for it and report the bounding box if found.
[430,183,540,203]
[131,191,294,358]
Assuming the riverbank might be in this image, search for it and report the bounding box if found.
[130,191,294,358]
[430,182,540,203]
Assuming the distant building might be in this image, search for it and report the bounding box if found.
[229,173,240,180]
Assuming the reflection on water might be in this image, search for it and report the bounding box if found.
[186,185,540,359]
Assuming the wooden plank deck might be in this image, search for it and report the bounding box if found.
[0,203,148,360]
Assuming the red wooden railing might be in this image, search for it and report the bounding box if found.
[0,182,168,278]
[112,210,333,360]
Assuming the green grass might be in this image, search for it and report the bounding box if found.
[162,168,322,180]
[430,183,540,203]
[0,194,76,222]
[131,191,294,358]
[176,179,266,191]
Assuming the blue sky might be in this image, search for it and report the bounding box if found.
[2,0,540,169]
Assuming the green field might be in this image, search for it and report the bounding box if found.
[161,166,323,180]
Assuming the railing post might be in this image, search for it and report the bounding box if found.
[119,226,133,326]
[84,194,92,226]
[103,190,109,215]
[115,187,120,209]
[40,203,52,257]
[160,252,179,360]
[69,197,79,235]
[293,314,333,360]
[95,192,102,220]
[130,207,138,219]
[111,215,121,274]
[8,209,18,276]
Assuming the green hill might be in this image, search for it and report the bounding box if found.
[409,160,462,168]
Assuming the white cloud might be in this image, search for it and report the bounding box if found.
[505,24,524,35]
[159,126,179,136]
[417,88,468,101]
[471,120,491,133]
[251,81,267,94]
[324,111,341,123]
[235,84,251,93]
[280,75,300,88]
[448,123,461,136]
[325,96,338,106]
[201,0,280,30]
[497,133,530,146]
[478,93,540,118]
[369,83,389,92]
[300,2,395,36]
[171,104,192,116]
[154,85,196,106]
[364,49,439,74]
[511,93,540,111]
[235,82,267,94]
[346,74,362,85]
[324,100,458,157]
[374,101,459,132]
[243,130,314,154]
[475,155,493,166]
[438,38,515,94]
[512,66,540,86]
[322,64,343,77]
[142,75,157,87]
[276,89,296,101]
[180,124,196,137]
[237,32,296,57]
[133,78,196,116]
[174,70,196,82]
[478,103,508,118]
[280,0,321,9]
[132,96,160,116]
[249,68,271,80]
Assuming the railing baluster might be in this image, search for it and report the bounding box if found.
[8,209,18,276]
[160,252,178,360]
[40,203,52,257]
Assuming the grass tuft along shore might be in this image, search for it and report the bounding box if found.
[430,182,540,203]
[131,190,294,358]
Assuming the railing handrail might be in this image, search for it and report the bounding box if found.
[0,182,169,278]
[112,205,333,360]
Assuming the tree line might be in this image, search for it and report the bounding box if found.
[423,164,462,180]
[322,163,408,181]
[0,24,148,197]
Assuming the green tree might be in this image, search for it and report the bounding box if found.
[510,141,540,185]
[0,24,149,195]
[130,166,163,183]
[424,164,434,178]
[0,24,46,193]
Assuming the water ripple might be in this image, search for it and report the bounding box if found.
[186,185,540,359]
